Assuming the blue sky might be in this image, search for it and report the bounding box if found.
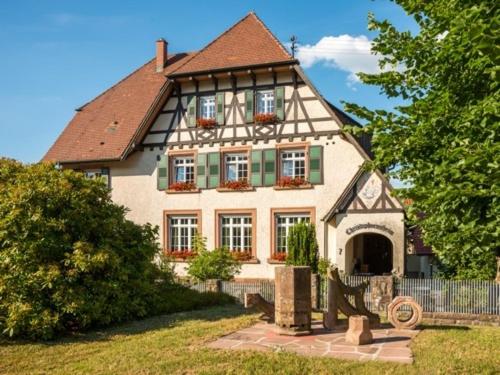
[0,1,416,163]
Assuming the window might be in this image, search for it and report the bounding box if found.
[224,153,248,181]
[275,214,311,253]
[164,210,201,252]
[280,150,306,179]
[256,90,274,114]
[173,156,194,183]
[83,168,109,187]
[220,215,253,252]
[200,95,215,119]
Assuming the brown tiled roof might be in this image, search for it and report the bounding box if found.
[43,53,191,163]
[168,12,294,76]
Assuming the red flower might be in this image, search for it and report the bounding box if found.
[271,252,287,262]
[169,181,196,191]
[196,118,217,128]
[277,176,307,188]
[220,179,250,190]
[255,113,278,124]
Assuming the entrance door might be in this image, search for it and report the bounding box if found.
[363,234,393,275]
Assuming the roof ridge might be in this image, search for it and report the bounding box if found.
[168,12,255,75]
[77,57,156,111]
[250,12,292,59]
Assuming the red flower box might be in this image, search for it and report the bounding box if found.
[277,176,307,188]
[255,113,278,124]
[271,252,287,262]
[196,118,217,128]
[220,179,250,190]
[169,181,197,191]
[167,250,196,260]
[231,251,253,261]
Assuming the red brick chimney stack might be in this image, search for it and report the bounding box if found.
[156,38,168,73]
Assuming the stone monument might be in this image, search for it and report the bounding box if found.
[345,315,373,345]
[275,266,312,335]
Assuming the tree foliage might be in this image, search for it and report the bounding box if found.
[0,159,166,339]
[285,222,319,273]
[345,1,499,279]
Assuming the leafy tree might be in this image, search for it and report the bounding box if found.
[286,222,319,273]
[187,246,241,281]
[345,1,499,279]
[0,159,165,339]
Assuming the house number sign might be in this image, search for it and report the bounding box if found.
[345,223,394,236]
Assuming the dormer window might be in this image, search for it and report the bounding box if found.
[200,95,215,119]
[257,90,275,114]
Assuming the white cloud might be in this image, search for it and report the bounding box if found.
[295,35,382,86]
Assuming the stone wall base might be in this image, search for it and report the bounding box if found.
[422,312,500,327]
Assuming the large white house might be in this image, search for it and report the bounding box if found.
[45,13,429,279]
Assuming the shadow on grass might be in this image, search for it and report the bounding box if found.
[0,303,251,347]
[421,324,470,331]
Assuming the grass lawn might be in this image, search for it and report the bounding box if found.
[1,305,498,375]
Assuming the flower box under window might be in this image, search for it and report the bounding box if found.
[255,113,278,124]
[168,181,197,191]
[231,251,254,261]
[166,250,197,260]
[276,176,308,188]
[219,179,250,191]
[196,118,217,128]
[271,252,287,262]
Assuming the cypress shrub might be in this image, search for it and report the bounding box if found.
[285,221,319,273]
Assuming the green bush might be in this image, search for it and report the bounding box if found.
[286,221,319,273]
[187,247,241,281]
[0,160,169,339]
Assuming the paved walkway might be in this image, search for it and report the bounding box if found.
[208,321,420,364]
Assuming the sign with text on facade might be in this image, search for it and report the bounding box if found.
[345,223,394,236]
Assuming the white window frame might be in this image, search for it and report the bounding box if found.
[220,215,252,252]
[173,156,195,183]
[224,153,248,181]
[275,214,310,253]
[83,168,109,187]
[168,216,198,251]
[200,95,216,119]
[256,90,275,114]
[280,150,306,179]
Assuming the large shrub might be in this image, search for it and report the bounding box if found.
[187,246,241,281]
[0,160,166,339]
[285,222,319,273]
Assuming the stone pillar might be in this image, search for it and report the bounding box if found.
[275,266,312,336]
[206,279,221,292]
[370,276,394,312]
[345,315,373,345]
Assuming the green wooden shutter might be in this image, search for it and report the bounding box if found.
[196,153,207,189]
[308,145,323,184]
[216,92,225,125]
[250,150,262,186]
[187,95,197,127]
[263,149,276,186]
[245,90,254,123]
[207,152,220,188]
[157,155,168,190]
[275,87,285,121]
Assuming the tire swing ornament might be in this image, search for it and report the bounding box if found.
[387,296,423,330]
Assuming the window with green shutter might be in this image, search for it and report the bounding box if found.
[157,155,168,190]
[208,152,220,188]
[263,149,276,186]
[250,150,263,186]
[245,90,254,123]
[196,153,207,188]
[308,145,323,184]
[275,87,285,120]
[216,92,225,125]
[187,95,197,127]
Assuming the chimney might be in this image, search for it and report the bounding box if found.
[156,38,168,73]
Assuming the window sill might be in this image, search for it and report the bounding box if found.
[238,258,260,264]
[273,184,313,190]
[216,187,255,193]
[166,188,200,194]
[267,258,286,264]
